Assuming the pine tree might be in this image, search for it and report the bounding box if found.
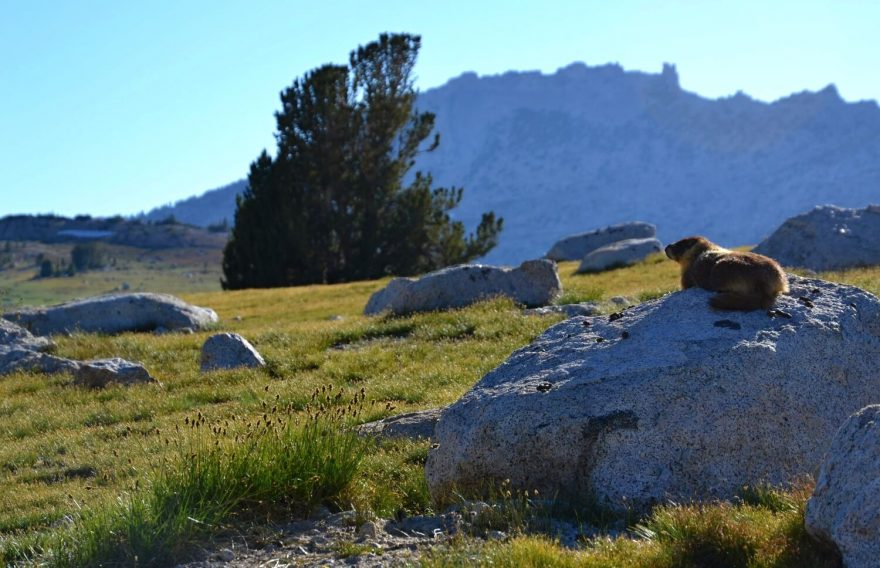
[222,33,502,289]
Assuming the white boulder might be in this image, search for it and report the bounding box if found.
[754,204,880,271]
[364,260,561,315]
[577,237,663,273]
[805,405,880,568]
[426,276,880,512]
[73,357,156,388]
[200,333,265,372]
[0,345,80,376]
[0,317,52,352]
[545,222,656,262]
[4,293,218,336]
[0,318,79,375]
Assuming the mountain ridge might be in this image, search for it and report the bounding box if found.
[139,62,880,265]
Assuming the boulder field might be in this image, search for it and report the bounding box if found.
[1,293,218,386]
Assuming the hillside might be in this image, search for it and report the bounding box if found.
[417,63,880,264]
[0,241,223,308]
[0,215,227,307]
[0,215,227,250]
[1,256,861,565]
[138,62,880,266]
[138,179,246,228]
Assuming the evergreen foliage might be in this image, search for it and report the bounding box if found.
[70,242,106,272]
[222,33,502,289]
[38,258,54,278]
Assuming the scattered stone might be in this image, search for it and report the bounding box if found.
[426,276,880,513]
[395,515,444,537]
[523,302,600,318]
[357,408,445,441]
[311,506,333,520]
[4,293,218,336]
[326,510,358,526]
[0,318,81,376]
[486,530,507,541]
[610,296,630,305]
[328,315,345,321]
[175,506,597,567]
[806,405,880,568]
[200,333,265,372]
[364,260,562,316]
[545,222,656,261]
[754,204,880,271]
[0,318,51,352]
[0,346,79,376]
[73,358,156,388]
[577,238,663,273]
[356,521,381,541]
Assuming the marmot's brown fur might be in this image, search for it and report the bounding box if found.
[665,236,789,311]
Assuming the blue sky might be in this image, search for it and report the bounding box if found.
[1,0,877,217]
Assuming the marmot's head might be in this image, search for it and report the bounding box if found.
[665,236,714,263]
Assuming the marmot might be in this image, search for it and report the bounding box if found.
[665,236,789,311]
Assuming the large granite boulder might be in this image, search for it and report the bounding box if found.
[577,237,663,273]
[806,405,880,568]
[364,260,562,316]
[545,222,656,262]
[4,293,218,336]
[426,276,880,512]
[754,204,880,271]
[200,333,265,372]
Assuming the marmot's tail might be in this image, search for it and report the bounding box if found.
[710,292,771,311]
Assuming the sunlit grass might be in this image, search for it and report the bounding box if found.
[423,484,837,568]
[0,242,224,309]
[0,250,870,565]
[9,390,369,566]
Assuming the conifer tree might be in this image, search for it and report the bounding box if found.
[222,33,502,289]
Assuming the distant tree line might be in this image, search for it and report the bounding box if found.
[36,242,107,278]
[222,33,502,289]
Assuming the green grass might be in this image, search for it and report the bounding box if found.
[7,392,369,566]
[0,242,223,309]
[423,485,837,568]
[1,250,874,565]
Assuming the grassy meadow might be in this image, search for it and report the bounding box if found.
[0,252,869,565]
[0,242,223,309]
